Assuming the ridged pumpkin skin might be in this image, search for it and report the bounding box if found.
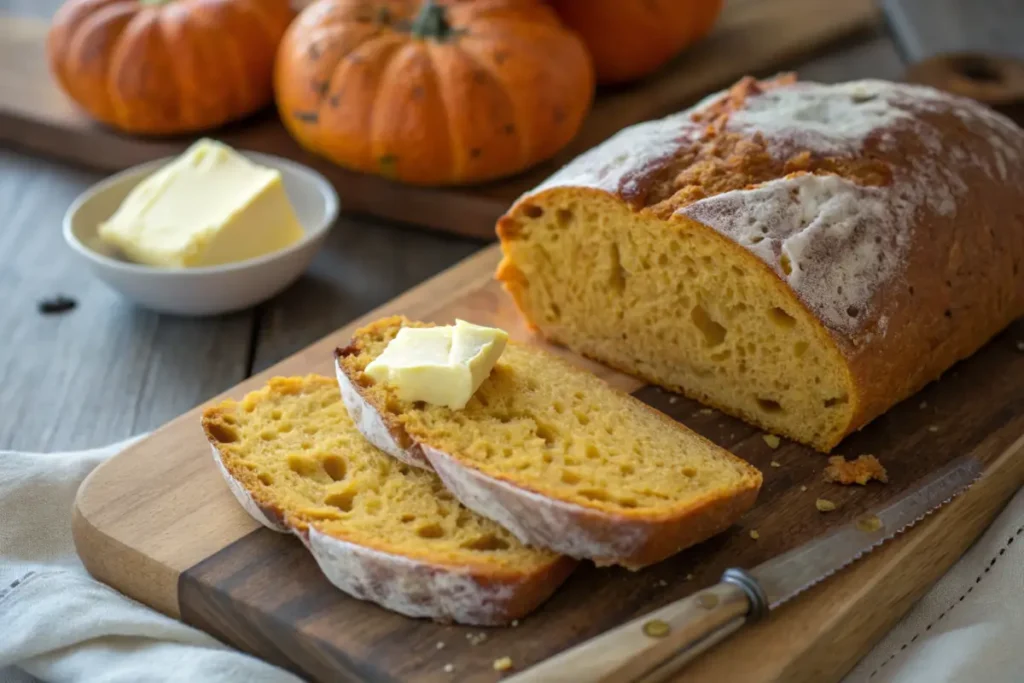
[276,0,594,186]
[550,0,723,85]
[47,0,294,135]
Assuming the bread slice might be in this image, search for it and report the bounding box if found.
[335,317,762,569]
[201,375,574,625]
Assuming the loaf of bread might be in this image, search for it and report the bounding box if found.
[336,317,762,569]
[496,75,1024,451]
[201,375,574,625]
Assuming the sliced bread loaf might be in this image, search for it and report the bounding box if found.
[336,317,762,569]
[201,375,574,625]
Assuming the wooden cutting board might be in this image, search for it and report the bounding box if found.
[0,0,878,239]
[73,244,1024,683]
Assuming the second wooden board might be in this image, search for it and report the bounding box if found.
[73,245,1024,682]
[0,0,878,239]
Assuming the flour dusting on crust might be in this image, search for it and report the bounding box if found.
[306,527,520,625]
[209,445,289,533]
[423,444,648,564]
[335,359,429,469]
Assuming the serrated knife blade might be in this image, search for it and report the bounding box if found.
[508,455,984,683]
[750,454,984,610]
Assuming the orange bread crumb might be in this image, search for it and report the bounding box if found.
[823,455,888,485]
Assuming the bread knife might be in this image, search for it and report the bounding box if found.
[506,455,983,683]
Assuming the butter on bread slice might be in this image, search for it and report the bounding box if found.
[336,317,762,569]
[202,375,574,625]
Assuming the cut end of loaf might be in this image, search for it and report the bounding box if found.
[497,191,857,452]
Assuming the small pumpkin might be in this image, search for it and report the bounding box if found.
[276,0,594,186]
[550,0,723,85]
[47,0,294,135]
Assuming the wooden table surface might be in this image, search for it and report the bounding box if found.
[0,0,904,452]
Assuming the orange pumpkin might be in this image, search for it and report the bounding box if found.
[275,0,594,186]
[550,0,723,85]
[47,0,294,135]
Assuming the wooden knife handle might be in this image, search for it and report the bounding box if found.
[507,581,751,683]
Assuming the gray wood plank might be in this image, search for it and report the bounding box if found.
[0,149,254,451]
[250,216,481,373]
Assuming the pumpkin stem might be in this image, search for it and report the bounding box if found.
[410,0,452,41]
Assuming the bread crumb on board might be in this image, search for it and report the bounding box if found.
[770,460,781,468]
[436,641,445,650]
[494,657,514,672]
[762,434,781,449]
[749,529,760,540]
[800,485,808,492]
[824,455,888,485]
[816,498,837,512]
[1016,340,1024,352]
[443,663,454,673]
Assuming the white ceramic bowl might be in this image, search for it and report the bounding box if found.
[63,150,339,316]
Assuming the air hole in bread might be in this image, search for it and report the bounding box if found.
[522,204,543,219]
[682,467,698,478]
[552,401,565,414]
[321,455,347,481]
[325,490,355,512]
[221,414,237,425]
[287,453,320,477]
[618,498,638,508]
[260,430,277,441]
[780,253,793,276]
[400,514,416,523]
[769,307,797,328]
[257,472,274,486]
[578,488,610,502]
[585,444,600,460]
[536,423,557,446]
[462,534,511,551]
[556,208,573,227]
[756,397,784,413]
[542,453,553,463]
[620,464,635,475]
[417,523,445,538]
[278,422,293,433]
[794,341,809,358]
[824,395,849,408]
[561,469,580,485]
[750,235,765,244]
[658,253,669,266]
[732,266,745,277]
[271,410,282,420]
[846,305,860,318]
[609,243,626,293]
[691,305,727,347]
[207,422,239,444]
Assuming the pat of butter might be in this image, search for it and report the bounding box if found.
[99,139,304,268]
[365,320,508,410]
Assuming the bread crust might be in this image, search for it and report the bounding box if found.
[203,411,575,625]
[497,75,1024,451]
[334,327,762,569]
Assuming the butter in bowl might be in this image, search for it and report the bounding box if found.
[63,139,338,316]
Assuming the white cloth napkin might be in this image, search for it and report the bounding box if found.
[0,439,1020,683]
[0,439,301,683]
